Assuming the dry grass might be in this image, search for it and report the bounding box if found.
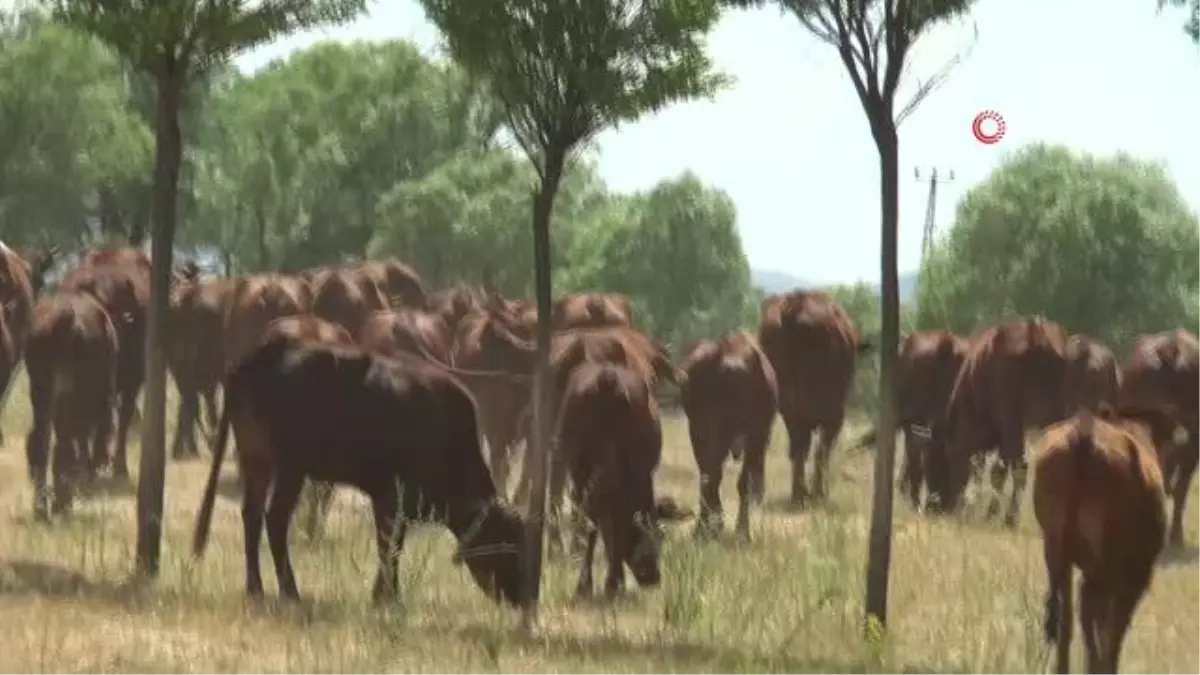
[0,369,1195,674]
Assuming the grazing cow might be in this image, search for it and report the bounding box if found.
[558,361,662,598]
[23,293,118,518]
[553,292,632,329]
[924,316,1069,523]
[168,269,236,459]
[59,259,149,477]
[357,258,427,310]
[1064,334,1121,414]
[309,268,388,341]
[223,273,312,369]
[1119,328,1199,545]
[192,335,529,606]
[758,290,871,504]
[854,330,968,508]
[1034,406,1167,674]
[680,330,777,538]
[360,308,453,365]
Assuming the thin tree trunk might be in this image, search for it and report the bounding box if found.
[136,65,184,578]
[864,118,901,629]
[522,149,565,626]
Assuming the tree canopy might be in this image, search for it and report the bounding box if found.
[916,142,1200,349]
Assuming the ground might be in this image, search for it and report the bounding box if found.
[0,371,1195,674]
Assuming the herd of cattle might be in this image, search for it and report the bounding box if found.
[0,241,1196,673]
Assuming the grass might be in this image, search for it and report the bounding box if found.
[0,369,1195,674]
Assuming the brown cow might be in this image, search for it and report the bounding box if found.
[191,335,528,607]
[23,292,118,518]
[223,273,312,369]
[309,268,388,340]
[680,330,777,539]
[357,258,427,310]
[430,282,489,337]
[758,290,871,505]
[360,308,453,365]
[854,330,968,508]
[59,259,149,478]
[924,316,1069,524]
[553,292,632,329]
[1064,334,1121,414]
[168,270,236,459]
[558,360,662,598]
[1119,328,1199,545]
[0,243,57,445]
[81,246,151,274]
[1034,406,1167,674]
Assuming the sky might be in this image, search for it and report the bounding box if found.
[240,1,1191,284]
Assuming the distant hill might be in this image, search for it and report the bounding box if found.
[750,267,920,304]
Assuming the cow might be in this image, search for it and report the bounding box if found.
[360,308,453,365]
[557,360,662,598]
[1034,405,1168,674]
[309,268,389,341]
[1119,328,1199,546]
[553,292,632,330]
[58,258,149,478]
[0,243,57,445]
[168,269,236,459]
[23,292,118,518]
[430,282,486,336]
[356,258,427,310]
[924,316,1069,524]
[1064,334,1121,414]
[0,312,14,449]
[191,335,529,607]
[758,290,871,505]
[853,330,968,508]
[223,273,312,369]
[680,330,777,539]
[80,246,151,274]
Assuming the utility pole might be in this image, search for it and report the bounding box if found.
[915,167,954,265]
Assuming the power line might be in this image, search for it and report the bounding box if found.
[915,167,955,265]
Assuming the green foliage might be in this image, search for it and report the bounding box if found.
[1159,0,1199,41]
[0,13,151,246]
[418,0,728,168]
[916,142,1200,351]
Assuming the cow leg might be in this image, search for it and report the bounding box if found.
[574,524,598,599]
[0,360,12,448]
[264,468,304,600]
[782,415,814,506]
[1079,577,1104,675]
[691,419,725,538]
[50,420,80,517]
[25,375,52,519]
[737,424,772,539]
[601,514,627,599]
[369,484,408,604]
[89,395,114,484]
[240,458,271,598]
[901,427,925,509]
[812,414,845,501]
[546,450,570,557]
[1168,433,1198,546]
[110,388,138,479]
[171,389,198,460]
[1043,536,1073,674]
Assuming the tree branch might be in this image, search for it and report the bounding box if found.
[895,21,976,125]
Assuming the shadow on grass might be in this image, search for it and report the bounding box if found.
[79,474,136,499]
[0,558,152,605]
[452,621,962,674]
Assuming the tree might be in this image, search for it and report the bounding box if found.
[1158,0,1199,41]
[916,143,1200,350]
[417,0,727,620]
[50,0,366,578]
[725,0,976,629]
[0,12,151,249]
[590,172,753,351]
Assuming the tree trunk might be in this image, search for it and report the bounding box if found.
[522,149,566,625]
[135,65,185,578]
[864,117,901,629]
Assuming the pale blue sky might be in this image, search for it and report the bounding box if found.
[235,0,1198,284]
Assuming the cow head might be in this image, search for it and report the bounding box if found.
[451,502,528,607]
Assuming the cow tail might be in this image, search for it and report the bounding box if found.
[192,374,236,558]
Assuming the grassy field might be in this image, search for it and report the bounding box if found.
[0,370,1195,674]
